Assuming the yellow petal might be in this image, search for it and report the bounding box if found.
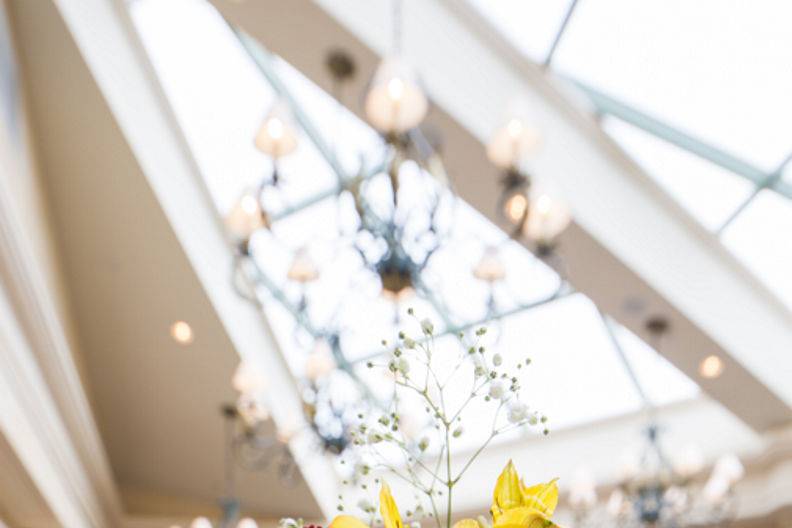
[493,507,555,528]
[379,482,403,528]
[491,460,523,520]
[521,479,559,516]
[329,515,370,528]
[453,519,480,528]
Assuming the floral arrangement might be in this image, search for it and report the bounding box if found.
[282,311,561,528]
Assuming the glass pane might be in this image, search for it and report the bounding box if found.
[602,117,755,231]
[721,189,792,310]
[613,324,700,407]
[554,0,792,171]
[466,0,574,63]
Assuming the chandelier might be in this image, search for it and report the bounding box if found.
[568,318,744,528]
[221,1,573,459]
[177,406,277,528]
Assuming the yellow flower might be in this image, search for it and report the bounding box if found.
[328,483,403,528]
[330,463,560,528]
[455,460,560,528]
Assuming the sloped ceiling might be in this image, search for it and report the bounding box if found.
[7,0,321,520]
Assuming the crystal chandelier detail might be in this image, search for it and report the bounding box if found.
[568,317,744,527]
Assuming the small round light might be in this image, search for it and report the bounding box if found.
[170,321,193,345]
[699,355,724,379]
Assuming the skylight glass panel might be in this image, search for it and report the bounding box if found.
[130,0,338,217]
[612,325,700,407]
[356,294,701,455]
[465,0,574,63]
[602,117,754,231]
[552,0,792,172]
[721,189,792,310]
[130,0,702,457]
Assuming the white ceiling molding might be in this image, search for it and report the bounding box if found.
[0,3,122,524]
[47,0,342,517]
[210,0,792,431]
[0,277,109,527]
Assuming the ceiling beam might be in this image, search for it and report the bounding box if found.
[209,0,792,431]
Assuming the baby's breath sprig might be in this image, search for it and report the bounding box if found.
[349,309,549,528]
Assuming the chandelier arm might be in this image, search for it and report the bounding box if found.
[352,282,574,365]
[412,275,459,332]
[231,255,263,306]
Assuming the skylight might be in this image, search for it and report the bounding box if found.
[469,0,792,311]
[602,117,754,231]
[549,0,792,172]
[130,0,700,453]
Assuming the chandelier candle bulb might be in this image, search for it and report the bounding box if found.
[305,338,336,381]
[225,190,267,241]
[364,57,428,134]
[287,248,320,283]
[232,361,267,394]
[473,246,506,283]
[190,518,212,528]
[254,100,298,158]
[523,191,572,249]
[503,192,529,224]
[487,117,541,170]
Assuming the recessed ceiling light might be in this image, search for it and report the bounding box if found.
[699,355,724,379]
[170,321,194,345]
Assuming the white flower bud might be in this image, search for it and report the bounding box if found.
[418,436,430,451]
[397,357,410,375]
[453,426,464,438]
[404,337,416,349]
[368,431,383,444]
[420,318,434,335]
[492,353,503,367]
[528,412,539,425]
[488,380,505,399]
[357,498,374,512]
[507,400,528,423]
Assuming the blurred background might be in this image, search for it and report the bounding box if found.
[0,0,790,527]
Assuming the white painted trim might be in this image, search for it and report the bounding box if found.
[0,1,122,523]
